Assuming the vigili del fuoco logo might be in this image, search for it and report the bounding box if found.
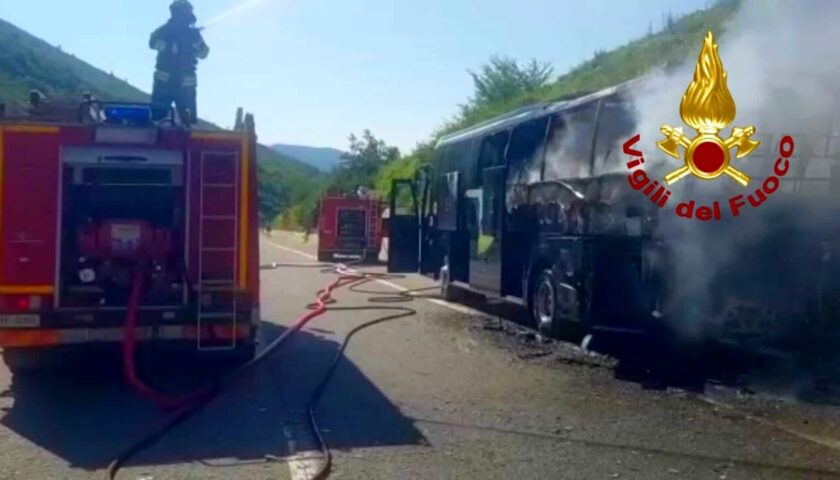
[623,31,796,221]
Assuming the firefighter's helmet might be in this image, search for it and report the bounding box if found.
[170,0,196,23]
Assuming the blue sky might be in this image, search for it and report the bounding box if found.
[0,0,709,152]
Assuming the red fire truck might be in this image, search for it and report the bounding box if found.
[317,194,385,263]
[0,99,260,371]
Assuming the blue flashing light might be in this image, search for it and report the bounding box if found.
[103,104,152,126]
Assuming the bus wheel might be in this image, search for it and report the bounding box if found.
[532,270,580,339]
[317,251,332,263]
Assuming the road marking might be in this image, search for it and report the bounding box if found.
[267,235,840,457]
[283,424,322,480]
[264,239,840,460]
[697,395,840,453]
[264,238,482,317]
[375,277,480,316]
[266,237,485,480]
[266,239,317,260]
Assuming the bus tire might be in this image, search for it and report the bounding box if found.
[317,251,332,263]
[531,270,581,339]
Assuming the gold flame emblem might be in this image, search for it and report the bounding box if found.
[657,31,759,186]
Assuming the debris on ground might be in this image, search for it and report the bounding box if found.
[481,317,504,331]
[518,350,552,360]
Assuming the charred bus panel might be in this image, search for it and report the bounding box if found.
[390,79,840,348]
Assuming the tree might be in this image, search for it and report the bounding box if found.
[331,130,400,194]
[257,166,288,229]
[374,140,434,198]
[467,55,553,109]
[663,11,676,32]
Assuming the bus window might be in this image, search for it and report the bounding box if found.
[435,144,453,173]
[544,104,598,180]
[449,138,480,189]
[437,171,459,231]
[478,130,510,171]
[507,116,550,184]
[592,99,637,175]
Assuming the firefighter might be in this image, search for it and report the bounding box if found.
[149,0,209,125]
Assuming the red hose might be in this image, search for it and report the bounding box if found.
[122,266,362,412]
[122,271,215,411]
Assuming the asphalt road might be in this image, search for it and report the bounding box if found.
[0,233,839,479]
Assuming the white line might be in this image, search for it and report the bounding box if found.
[288,455,321,480]
[282,423,322,480]
[697,395,840,452]
[265,238,317,260]
[375,277,480,316]
[265,236,840,457]
[263,237,482,317]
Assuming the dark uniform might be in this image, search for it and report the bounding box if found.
[150,0,209,125]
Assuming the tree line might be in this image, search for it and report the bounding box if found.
[262,0,739,230]
[265,55,553,231]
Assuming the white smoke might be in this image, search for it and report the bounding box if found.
[626,0,840,341]
[634,0,840,179]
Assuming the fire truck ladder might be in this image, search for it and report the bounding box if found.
[367,198,381,256]
[196,151,239,351]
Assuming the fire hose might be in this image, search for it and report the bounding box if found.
[107,262,423,480]
[121,271,216,411]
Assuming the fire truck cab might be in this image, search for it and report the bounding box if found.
[0,98,260,371]
[317,194,385,263]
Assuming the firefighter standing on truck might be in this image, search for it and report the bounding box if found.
[149,0,209,125]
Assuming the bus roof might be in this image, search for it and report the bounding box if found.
[436,76,650,149]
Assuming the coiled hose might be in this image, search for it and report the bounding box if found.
[107,262,430,480]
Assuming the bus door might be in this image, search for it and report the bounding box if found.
[416,165,441,277]
[467,130,510,295]
[387,179,419,272]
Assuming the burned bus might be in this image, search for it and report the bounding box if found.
[388,79,840,348]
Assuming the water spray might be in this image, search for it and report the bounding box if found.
[199,0,273,30]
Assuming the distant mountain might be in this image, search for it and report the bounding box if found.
[272,144,344,172]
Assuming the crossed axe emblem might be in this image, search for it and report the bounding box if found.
[657,125,760,187]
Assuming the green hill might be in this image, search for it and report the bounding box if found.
[451,0,739,133]
[0,18,147,104]
[272,144,344,172]
[0,16,321,225]
[372,0,740,198]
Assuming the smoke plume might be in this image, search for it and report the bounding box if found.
[592,0,840,342]
[628,0,840,341]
